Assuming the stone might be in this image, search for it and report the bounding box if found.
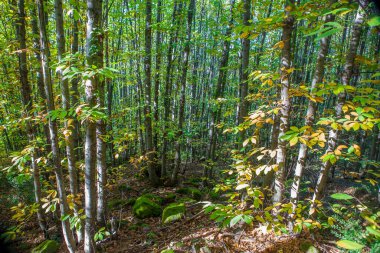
[132,196,162,219]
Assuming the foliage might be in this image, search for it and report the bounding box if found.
[31,240,60,253]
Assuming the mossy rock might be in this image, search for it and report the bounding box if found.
[132,196,162,219]
[142,193,164,204]
[176,187,202,200]
[162,203,186,224]
[184,177,202,187]
[126,197,136,206]
[163,193,177,204]
[31,240,59,253]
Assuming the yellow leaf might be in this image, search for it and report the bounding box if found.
[289,137,298,146]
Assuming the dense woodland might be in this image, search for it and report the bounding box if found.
[0,0,380,252]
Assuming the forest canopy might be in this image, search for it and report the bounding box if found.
[0,0,379,252]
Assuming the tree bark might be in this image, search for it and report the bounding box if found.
[172,0,196,184]
[54,0,81,240]
[310,4,365,216]
[14,0,48,238]
[238,0,251,143]
[290,2,336,218]
[36,0,76,251]
[85,0,103,251]
[272,0,294,204]
[144,0,160,186]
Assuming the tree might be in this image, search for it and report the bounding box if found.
[172,0,196,184]
[14,0,47,238]
[36,0,76,251]
[310,2,366,216]
[144,0,160,186]
[272,0,295,204]
[84,0,103,251]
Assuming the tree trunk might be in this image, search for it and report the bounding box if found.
[36,0,76,251]
[310,4,365,216]
[14,0,48,238]
[238,0,251,143]
[272,0,294,204]
[54,0,81,240]
[144,0,160,186]
[172,0,196,184]
[85,0,103,251]
[153,0,162,154]
[161,0,180,177]
[290,2,336,218]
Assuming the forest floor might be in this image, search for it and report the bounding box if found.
[1,163,367,253]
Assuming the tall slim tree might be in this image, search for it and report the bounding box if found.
[54,0,81,238]
[36,0,76,251]
[144,0,160,186]
[272,0,295,204]
[310,3,365,216]
[85,0,103,251]
[290,2,336,216]
[172,0,196,183]
[14,0,48,238]
[237,0,251,142]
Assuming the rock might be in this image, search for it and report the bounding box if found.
[162,203,186,224]
[132,196,162,219]
[31,240,59,253]
[142,193,164,204]
[176,187,202,200]
[177,197,196,204]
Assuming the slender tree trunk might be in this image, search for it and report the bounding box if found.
[153,0,162,154]
[54,0,81,240]
[144,0,160,186]
[290,3,336,218]
[172,0,196,184]
[208,0,235,163]
[272,0,294,204]
[310,4,365,216]
[162,0,180,177]
[96,1,107,226]
[14,0,48,238]
[36,0,76,251]
[85,0,103,251]
[237,0,251,143]
[30,6,51,153]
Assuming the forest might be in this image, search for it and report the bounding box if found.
[0,0,379,252]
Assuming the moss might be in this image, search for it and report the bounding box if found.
[142,193,164,204]
[31,240,59,253]
[177,197,196,204]
[132,196,162,219]
[162,203,186,224]
[176,187,202,201]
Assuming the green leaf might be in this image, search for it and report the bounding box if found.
[230,214,242,227]
[368,16,380,27]
[330,193,353,200]
[366,226,380,237]
[336,240,365,250]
